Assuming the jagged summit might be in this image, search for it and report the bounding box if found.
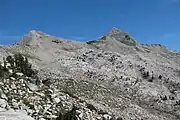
[28,30,49,37]
[106,27,130,37]
[13,28,169,53]
[103,27,138,46]
[106,27,125,36]
[15,30,50,46]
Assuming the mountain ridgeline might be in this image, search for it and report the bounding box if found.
[0,27,180,120]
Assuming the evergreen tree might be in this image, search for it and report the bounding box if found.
[0,62,4,77]
[14,54,20,70]
[13,53,38,77]
[56,105,79,120]
[3,57,6,69]
[0,53,38,78]
[6,55,14,67]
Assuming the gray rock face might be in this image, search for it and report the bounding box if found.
[106,27,128,37]
[0,27,180,120]
[105,27,137,46]
[0,108,34,120]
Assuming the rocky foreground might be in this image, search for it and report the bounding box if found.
[0,27,180,120]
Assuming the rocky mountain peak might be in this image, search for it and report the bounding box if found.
[28,30,49,38]
[15,30,49,46]
[103,27,138,46]
[106,27,127,36]
[1,27,180,120]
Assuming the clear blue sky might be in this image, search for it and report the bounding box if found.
[0,0,180,50]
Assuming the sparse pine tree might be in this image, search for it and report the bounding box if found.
[0,62,4,77]
[14,54,20,69]
[6,55,14,67]
[56,105,79,120]
[3,57,7,71]
[14,53,25,72]
[0,54,38,78]
[23,57,29,75]
[25,57,28,68]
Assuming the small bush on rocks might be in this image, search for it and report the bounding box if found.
[0,53,38,78]
[13,53,37,77]
[56,105,79,120]
[86,103,97,112]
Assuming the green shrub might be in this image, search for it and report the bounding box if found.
[6,55,14,67]
[0,58,9,77]
[13,53,37,77]
[0,53,38,78]
[0,63,5,77]
[56,105,79,120]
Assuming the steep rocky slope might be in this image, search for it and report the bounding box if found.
[0,27,180,120]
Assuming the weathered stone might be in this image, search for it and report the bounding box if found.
[9,69,13,73]
[27,83,39,91]
[39,118,46,120]
[10,77,16,80]
[12,101,19,109]
[0,109,34,120]
[0,99,7,108]
[54,97,61,103]
[0,92,7,100]
[103,114,112,120]
[16,72,24,77]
